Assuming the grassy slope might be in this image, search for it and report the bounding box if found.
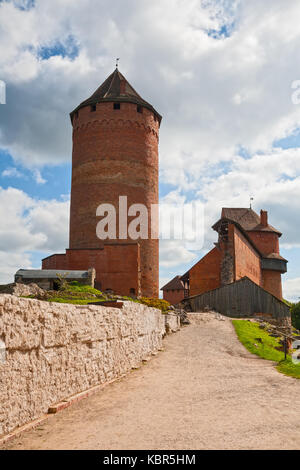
[46,282,107,304]
[232,320,300,379]
[24,281,171,311]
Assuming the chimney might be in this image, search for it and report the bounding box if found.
[260,210,268,227]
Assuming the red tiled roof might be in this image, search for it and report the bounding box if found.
[220,208,281,236]
[264,252,287,262]
[161,275,185,291]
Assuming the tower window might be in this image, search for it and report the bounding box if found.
[75,111,78,119]
[91,104,96,112]
[137,105,143,114]
[113,103,121,110]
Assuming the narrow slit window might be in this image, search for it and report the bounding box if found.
[91,104,96,112]
[113,103,121,110]
[137,105,143,114]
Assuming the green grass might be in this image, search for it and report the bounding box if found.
[42,281,107,304]
[23,281,170,310]
[64,281,104,296]
[232,320,300,379]
[277,360,300,379]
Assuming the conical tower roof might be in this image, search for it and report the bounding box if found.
[70,68,162,123]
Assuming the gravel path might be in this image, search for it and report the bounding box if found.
[3,313,300,450]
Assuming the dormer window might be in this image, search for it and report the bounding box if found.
[113,103,121,110]
[137,105,143,114]
[91,104,96,112]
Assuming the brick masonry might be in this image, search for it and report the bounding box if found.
[0,295,167,436]
[189,247,221,297]
[233,226,262,285]
[69,102,160,298]
[187,220,284,300]
[163,289,185,305]
[43,244,141,296]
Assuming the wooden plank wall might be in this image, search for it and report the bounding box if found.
[184,277,290,324]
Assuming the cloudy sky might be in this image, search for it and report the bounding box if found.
[0,0,300,300]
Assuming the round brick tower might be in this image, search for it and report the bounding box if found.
[69,68,162,298]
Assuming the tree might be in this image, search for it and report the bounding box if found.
[291,302,300,330]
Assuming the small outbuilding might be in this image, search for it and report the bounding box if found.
[161,275,189,305]
[14,268,95,291]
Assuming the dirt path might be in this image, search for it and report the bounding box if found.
[3,313,300,450]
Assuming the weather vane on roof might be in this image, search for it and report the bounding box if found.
[116,58,120,68]
[250,196,254,209]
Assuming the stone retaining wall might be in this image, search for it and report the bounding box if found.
[164,313,181,333]
[0,295,167,436]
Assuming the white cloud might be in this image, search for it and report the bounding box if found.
[1,0,300,284]
[160,240,197,268]
[32,168,46,184]
[0,0,299,172]
[0,186,69,283]
[1,167,23,178]
[0,251,32,284]
[159,146,300,276]
[283,278,300,303]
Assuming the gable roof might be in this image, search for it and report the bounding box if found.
[70,68,162,122]
[161,275,185,291]
[219,208,281,236]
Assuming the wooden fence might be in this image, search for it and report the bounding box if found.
[183,277,290,325]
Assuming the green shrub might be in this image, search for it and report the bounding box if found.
[60,280,104,296]
[138,297,170,312]
[291,302,300,330]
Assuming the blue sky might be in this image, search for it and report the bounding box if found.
[1,0,300,300]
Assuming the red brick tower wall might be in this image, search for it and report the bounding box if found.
[69,101,159,298]
[189,247,221,296]
[247,232,282,299]
[262,270,283,299]
[247,232,279,256]
[233,226,262,285]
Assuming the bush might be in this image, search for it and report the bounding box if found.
[139,297,170,313]
[291,302,300,330]
[61,280,104,296]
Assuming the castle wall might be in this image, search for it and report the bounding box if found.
[247,231,279,255]
[233,226,262,286]
[69,102,159,298]
[262,270,283,300]
[162,289,185,305]
[189,247,221,296]
[0,295,166,436]
[42,243,141,296]
[41,254,67,270]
